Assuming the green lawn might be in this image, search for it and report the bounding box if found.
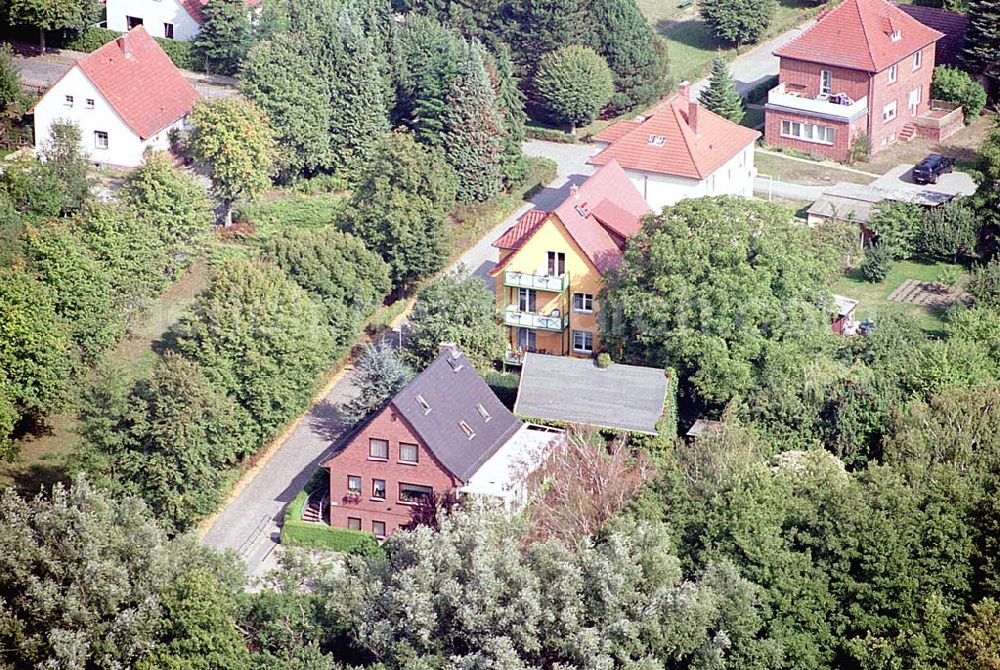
[755,152,876,186]
[829,257,969,334]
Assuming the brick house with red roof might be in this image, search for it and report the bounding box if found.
[589,83,760,212]
[106,0,261,41]
[764,0,960,162]
[31,26,200,167]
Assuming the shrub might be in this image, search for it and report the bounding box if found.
[861,245,894,283]
[931,66,987,122]
[154,37,198,71]
[280,490,382,556]
[61,27,118,53]
[533,46,614,132]
[700,0,776,48]
[849,133,871,164]
[238,193,344,232]
[968,257,1000,308]
[868,201,923,259]
[919,199,980,260]
[597,352,613,368]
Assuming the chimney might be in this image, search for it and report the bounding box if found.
[570,183,579,200]
[689,100,700,136]
[118,34,132,59]
[678,80,691,101]
[439,342,459,357]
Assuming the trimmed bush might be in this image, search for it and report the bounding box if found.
[280,490,382,556]
[596,353,613,368]
[861,245,894,283]
[932,66,987,121]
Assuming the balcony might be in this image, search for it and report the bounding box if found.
[766,83,868,122]
[503,307,568,332]
[503,270,568,293]
[915,99,963,130]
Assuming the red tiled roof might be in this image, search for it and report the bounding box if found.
[179,0,262,24]
[76,26,200,139]
[588,96,759,180]
[490,161,649,276]
[551,160,650,273]
[892,2,967,66]
[492,209,547,250]
[592,119,641,144]
[774,0,943,72]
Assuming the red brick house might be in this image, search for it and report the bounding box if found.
[765,0,957,161]
[322,344,561,540]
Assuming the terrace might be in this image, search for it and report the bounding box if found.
[766,83,869,122]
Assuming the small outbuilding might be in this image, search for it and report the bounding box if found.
[685,419,724,441]
[832,294,859,335]
[513,353,671,435]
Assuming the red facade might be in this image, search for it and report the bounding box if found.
[765,44,937,161]
[326,404,461,539]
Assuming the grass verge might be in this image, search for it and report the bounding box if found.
[755,152,877,186]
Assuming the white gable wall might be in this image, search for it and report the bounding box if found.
[33,66,183,167]
[106,0,202,40]
[624,141,757,212]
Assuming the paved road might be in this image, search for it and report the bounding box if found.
[13,48,238,99]
[690,21,816,99]
[202,139,596,578]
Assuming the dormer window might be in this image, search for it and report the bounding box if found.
[913,49,922,69]
[476,403,491,422]
[459,421,476,439]
[416,394,431,414]
[890,30,901,42]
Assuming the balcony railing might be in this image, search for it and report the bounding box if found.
[503,308,568,332]
[766,83,868,122]
[503,270,568,293]
[915,99,963,129]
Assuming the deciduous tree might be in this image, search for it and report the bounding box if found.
[188,98,276,226]
[38,120,91,214]
[919,198,979,261]
[406,268,506,370]
[533,45,614,131]
[6,0,99,52]
[931,66,987,121]
[340,342,415,424]
[867,200,923,259]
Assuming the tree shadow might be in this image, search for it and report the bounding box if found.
[656,18,718,50]
[5,461,71,499]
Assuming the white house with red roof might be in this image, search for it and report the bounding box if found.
[589,82,760,212]
[31,26,200,167]
[764,0,952,161]
[106,0,261,41]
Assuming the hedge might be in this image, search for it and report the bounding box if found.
[61,28,201,72]
[525,123,579,144]
[280,490,383,556]
[485,371,520,410]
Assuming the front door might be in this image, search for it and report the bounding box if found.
[908,86,921,115]
[517,328,536,352]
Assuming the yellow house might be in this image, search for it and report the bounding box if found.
[490,160,650,360]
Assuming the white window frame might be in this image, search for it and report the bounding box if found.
[372,520,386,539]
[572,292,594,313]
[94,131,109,149]
[882,100,897,124]
[347,475,361,494]
[368,438,389,460]
[85,98,95,109]
[572,330,594,354]
[820,69,832,95]
[908,86,921,114]
[372,478,386,500]
[64,95,74,107]
[399,442,418,464]
[887,64,897,83]
[780,120,834,145]
[347,517,361,531]
[913,49,922,70]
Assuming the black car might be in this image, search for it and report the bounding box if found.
[912,154,955,184]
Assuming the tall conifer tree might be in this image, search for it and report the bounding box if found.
[959,0,1000,73]
[699,56,744,124]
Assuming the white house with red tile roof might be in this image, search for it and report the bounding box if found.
[32,26,200,167]
[106,0,261,41]
[589,83,760,212]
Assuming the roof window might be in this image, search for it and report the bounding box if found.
[574,204,588,217]
[416,394,431,415]
[647,134,666,146]
[890,30,901,41]
[459,421,476,439]
[446,356,464,373]
[476,403,492,422]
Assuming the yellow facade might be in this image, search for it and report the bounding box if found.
[495,215,606,358]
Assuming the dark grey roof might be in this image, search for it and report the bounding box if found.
[893,3,968,67]
[391,347,521,482]
[514,354,669,435]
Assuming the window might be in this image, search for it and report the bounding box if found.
[572,330,594,354]
[459,421,476,439]
[415,394,431,414]
[126,15,143,29]
[347,517,361,531]
[476,403,492,422]
[85,98,94,109]
[372,520,386,539]
[94,131,109,149]
[372,479,386,499]
[399,483,433,504]
[887,64,897,83]
[368,438,389,460]
[163,22,174,39]
[882,100,897,123]
[908,86,921,114]
[779,120,834,145]
[820,70,832,95]
[347,475,361,494]
[399,442,418,463]
[517,328,536,351]
[547,251,566,276]
[913,49,922,69]
[64,95,74,107]
[517,287,537,312]
[573,292,594,313]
